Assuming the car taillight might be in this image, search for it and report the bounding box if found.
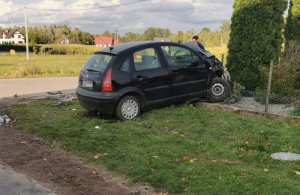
[102,68,113,92]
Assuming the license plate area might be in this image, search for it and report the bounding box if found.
[82,80,93,88]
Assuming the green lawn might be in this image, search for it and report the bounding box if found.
[0,54,90,78]
[0,46,227,79]
[9,100,300,194]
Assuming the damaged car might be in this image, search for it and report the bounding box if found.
[76,41,231,120]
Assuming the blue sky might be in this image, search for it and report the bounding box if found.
[0,0,234,34]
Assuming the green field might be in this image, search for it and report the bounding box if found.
[9,100,300,194]
[0,54,90,78]
[0,46,228,79]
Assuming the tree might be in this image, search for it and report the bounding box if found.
[142,27,157,40]
[285,0,300,41]
[120,32,141,42]
[101,30,111,37]
[219,21,231,47]
[227,0,288,90]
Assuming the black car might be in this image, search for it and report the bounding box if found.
[76,41,230,120]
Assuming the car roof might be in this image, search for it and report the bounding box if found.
[96,41,181,55]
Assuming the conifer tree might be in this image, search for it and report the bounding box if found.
[227,0,288,90]
[285,0,300,41]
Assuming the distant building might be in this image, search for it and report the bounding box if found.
[55,36,70,44]
[95,36,119,47]
[0,29,25,44]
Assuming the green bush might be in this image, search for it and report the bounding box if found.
[271,62,299,97]
[285,0,300,42]
[0,44,35,52]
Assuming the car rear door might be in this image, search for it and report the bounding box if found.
[129,46,172,103]
[159,44,209,97]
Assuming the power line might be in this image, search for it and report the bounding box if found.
[26,0,148,12]
[0,0,147,18]
[0,8,23,18]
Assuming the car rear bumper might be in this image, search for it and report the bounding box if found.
[76,87,120,115]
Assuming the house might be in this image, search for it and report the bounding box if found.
[0,29,25,44]
[95,36,119,47]
[55,36,70,44]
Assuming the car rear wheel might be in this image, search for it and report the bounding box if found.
[207,77,231,102]
[115,95,141,120]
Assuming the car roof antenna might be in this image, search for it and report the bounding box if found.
[109,46,114,52]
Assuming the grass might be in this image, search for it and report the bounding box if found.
[0,46,227,79]
[294,107,300,116]
[9,100,300,194]
[0,54,90,78]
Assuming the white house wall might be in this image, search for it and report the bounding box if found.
[0,31,25,44]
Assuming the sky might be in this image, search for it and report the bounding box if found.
[0,0,234,35]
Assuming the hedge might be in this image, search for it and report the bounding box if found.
[0,44,35,52]
[39,44,100,55]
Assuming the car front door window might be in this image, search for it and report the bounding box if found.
[161,46,196,67]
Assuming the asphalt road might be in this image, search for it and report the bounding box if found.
[0,77,78,98]
[0,164,56,195]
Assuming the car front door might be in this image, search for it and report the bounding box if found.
[159,45,209,97]
[130,46,171,103]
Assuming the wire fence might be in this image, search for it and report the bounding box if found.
[222,42,300,118]
[223,88,300,117]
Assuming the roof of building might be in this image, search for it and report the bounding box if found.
[54,35,69,44]
[95,36,119,45]
[1,29,18,39]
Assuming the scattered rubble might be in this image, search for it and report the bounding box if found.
[0,115,11,126]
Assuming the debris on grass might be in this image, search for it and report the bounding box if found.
[47,91,62,95]
[0,115,11,125]
[271,152,300,161]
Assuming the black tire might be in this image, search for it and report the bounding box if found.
[207,77,231,102]
[115,95,141,120]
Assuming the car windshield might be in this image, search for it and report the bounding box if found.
[182,41,215,58]
[84,54,113,73]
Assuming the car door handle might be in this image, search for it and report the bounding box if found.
[136,76,144,81]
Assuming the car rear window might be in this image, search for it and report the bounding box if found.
[83,54,113,73]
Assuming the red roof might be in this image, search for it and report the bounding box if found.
[95,36,119,45]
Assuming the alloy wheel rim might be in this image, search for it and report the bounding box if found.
[121,99,139,119]
[212,83,225,96]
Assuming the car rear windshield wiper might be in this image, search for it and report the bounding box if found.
[86,68,101,73]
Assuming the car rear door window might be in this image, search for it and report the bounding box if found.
[84,54,112,73]
[133,48,161,71]
[161,46,196,67]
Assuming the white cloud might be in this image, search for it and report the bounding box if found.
[0,0,234,34]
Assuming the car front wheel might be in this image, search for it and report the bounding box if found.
[207,77,231,102]
[115,95,141,120]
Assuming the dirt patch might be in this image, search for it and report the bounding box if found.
[0,96,153,195]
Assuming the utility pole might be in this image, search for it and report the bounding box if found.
[115,28,118,44]
[24,7,29,61]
